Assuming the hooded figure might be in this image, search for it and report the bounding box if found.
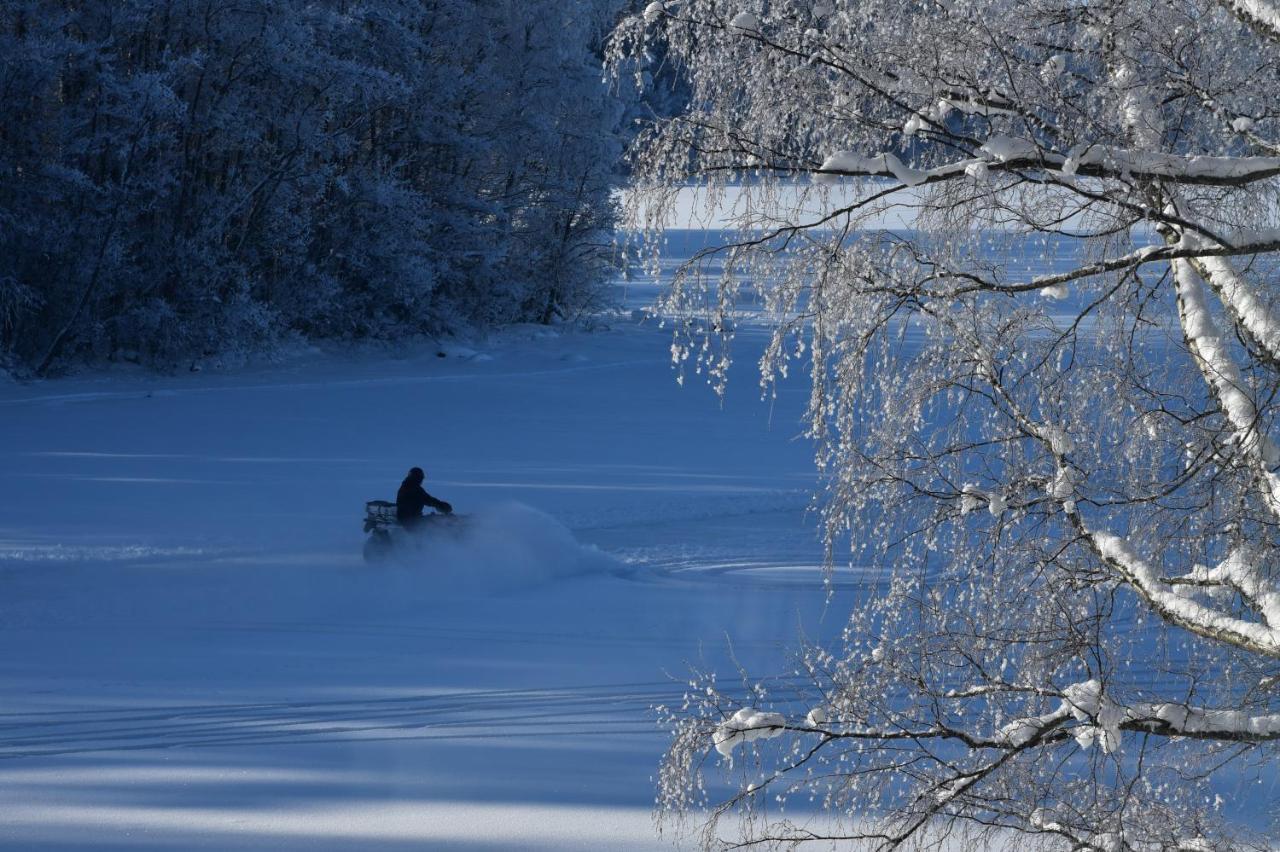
[396,467,452,526]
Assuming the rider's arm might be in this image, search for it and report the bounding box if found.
[423,490,452,514]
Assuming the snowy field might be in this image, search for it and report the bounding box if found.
[0,235,857,850]
[8,232,1259,850]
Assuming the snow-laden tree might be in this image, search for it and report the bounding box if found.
[611,1,1280,848]
[0,0,623,373]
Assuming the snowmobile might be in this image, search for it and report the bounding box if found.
[362,500,466,563]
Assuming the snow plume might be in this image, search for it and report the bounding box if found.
[400,502,618,593]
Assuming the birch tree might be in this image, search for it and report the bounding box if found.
[611,1,1280,848]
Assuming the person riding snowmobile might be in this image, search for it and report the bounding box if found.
[396,467,452,528]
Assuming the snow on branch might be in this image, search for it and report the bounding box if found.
[1061,680,1280,746]
[971,681,1280,755]
[712,707,785,763]
[977,309,1280,658]
[1086,528,1280,658]
[1049,147,1280,186]
[1219,0,1280,41]
[1127,702,1280,741]
[809,142,1280,188]
[856,236,1280,300]
[1010,233,1280,296]
[993,705,1074,748]
[957,322,1280,657]
[1173,549,1280,630]
[1173,258,1280,516]
[717,682,1280,779]
[812,151,962,187]
[1184,230,1280,365]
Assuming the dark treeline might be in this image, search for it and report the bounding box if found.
[0,0,626,374]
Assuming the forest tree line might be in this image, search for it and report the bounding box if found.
[0,0,628,374]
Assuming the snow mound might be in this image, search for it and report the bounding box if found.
[407,502,618,593]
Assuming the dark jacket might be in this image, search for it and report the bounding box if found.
[396,479,451,522]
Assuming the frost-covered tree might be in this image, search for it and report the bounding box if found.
[0,0,623,373]
[611,1,1280,848]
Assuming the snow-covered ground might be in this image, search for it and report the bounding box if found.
[0,245,857,849]
[9,231,1217,850]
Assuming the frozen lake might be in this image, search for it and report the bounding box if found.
[4,230,1269,849]
[0,232,852,850]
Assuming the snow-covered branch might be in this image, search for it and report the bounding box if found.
[1218,0,1280,41]
[1184,231,1280,365]
[1086,528,1280,658]
[1173,258,1280,516]
[811,143,1280,188]
[928,236,1280,297]
[1064,679,1280,744]
[977,320,1280,657]
[1173,549,1280,628]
